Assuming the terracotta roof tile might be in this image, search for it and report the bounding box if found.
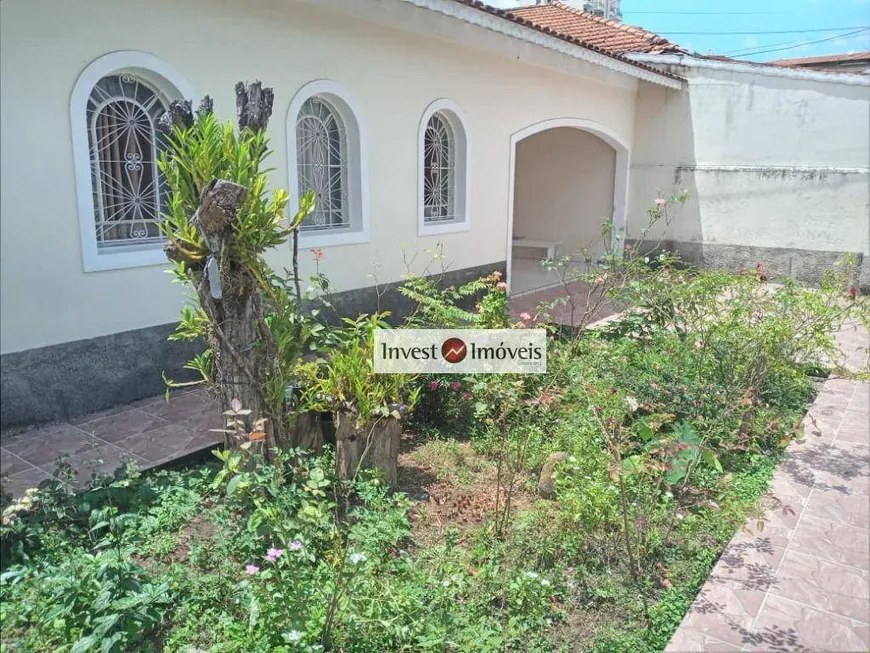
[448,0,683,82]
[508,1,689,55]
[771,51,870,67]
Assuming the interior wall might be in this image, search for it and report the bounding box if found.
[513,127,616,257]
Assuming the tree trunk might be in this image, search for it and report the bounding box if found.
[334,411,400,485]
[161,84,289,456]
[291,411,328,452]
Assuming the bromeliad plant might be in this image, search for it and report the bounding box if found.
[157,83,315,454]
[295,313,421,425]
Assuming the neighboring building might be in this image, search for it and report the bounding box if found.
[512,1,870,289]
[539,0,622,21]
[771,52,870,75]
[0,0,867,429]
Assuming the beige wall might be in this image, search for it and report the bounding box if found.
[0,0,640,354]
[629,65,870,283]
[513,127,616,256]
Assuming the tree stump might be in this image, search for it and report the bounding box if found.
[290,411,328,453]
[334,411,400,485]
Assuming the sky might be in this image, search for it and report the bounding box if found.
[487,0,870,62]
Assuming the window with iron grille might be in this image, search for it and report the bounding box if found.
[87,74,169,248]
[423,112,456,224]
[296,96,350,231]
[418,100,469,236]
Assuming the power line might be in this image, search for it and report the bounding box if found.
[659,26,868,36]
[627,11,787,15]
[721,36,821,56]
[729,28,870,58]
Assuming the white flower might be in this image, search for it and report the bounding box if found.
[349,552,367,564]
[626,396,639,412]
[285,630,303,643]
[541,578,551,587]
[525,571,539,579]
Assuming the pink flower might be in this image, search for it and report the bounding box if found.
[429,381,439,391]
[245,564,259,575]
[451,381,462,392]
[266,547,283,562]
[290,540,303,551]
[594,278,604,285]
[520,312,532,321]
[496,282,508,291]
[492,271,503,280]
[655,197,666,206]
[311,248,324,260]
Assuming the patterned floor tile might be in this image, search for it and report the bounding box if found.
[5,425,105,468]
[789,514,870,569]
[745,595,868,652]
[768,550,869,622]
[74,408,170,444]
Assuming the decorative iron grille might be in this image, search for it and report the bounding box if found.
[87,75,168,247]
[423,112,455,223]
[296,97,349,231]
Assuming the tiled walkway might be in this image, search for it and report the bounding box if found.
[666,323,870,652]
[509,280,616,327]
[1,389,221,498]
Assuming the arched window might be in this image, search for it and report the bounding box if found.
[71,52,193,271]
[88,75,168,246]
[287,80,368,247]
[296,97,349,231]
[418,100,469,236]
[423,112,455,223]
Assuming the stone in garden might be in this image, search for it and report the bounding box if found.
[537,451,569,499]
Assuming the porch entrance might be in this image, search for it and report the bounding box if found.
[507,119,629,296]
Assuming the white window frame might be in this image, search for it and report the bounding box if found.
[71,51,194,272]
[287,80,369,248]
[418,99,470,237]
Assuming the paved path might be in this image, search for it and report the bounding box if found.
[509,280,616,327]
[1,389,221,497]
[666,323,870,652]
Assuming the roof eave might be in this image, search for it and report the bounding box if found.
[626,53,870,86]
[400,0,683,89]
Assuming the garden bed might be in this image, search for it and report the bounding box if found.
[2,303,847,651]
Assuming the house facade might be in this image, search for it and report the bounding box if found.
[1,0,867,429]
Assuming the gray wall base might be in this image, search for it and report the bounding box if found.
[1,261,506,430]
[320,260,507,325]
[1,325,202,431]
[634,240,866,290]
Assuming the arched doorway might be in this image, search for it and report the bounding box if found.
[506,118,629,294]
